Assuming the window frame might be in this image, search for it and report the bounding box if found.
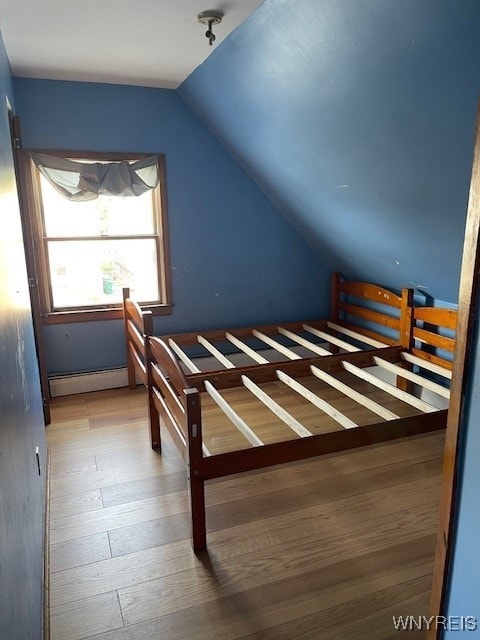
[18,149,172,324]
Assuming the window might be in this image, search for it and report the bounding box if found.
[20,151,171,323]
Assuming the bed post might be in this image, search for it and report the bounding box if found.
[397,288,414,392]
[145,333,161,450]
[330,272,342,322]
[399,287,414,349]
[142,309,154,343]
[184,387,206,552]
[329,272,343,354]
[122,288,137,389]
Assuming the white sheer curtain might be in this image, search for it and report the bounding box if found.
[32,153,159,201]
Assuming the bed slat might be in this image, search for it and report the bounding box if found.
[225,333,269,364]
[197,336,235,369]
[204,381,263,447]
[168,339,202,373]
[310,365,400,420]
[373,356,450,400]
[277,327,331,356]
[241,375,313,438]
[401,352,453,380]
[252,329,302,360]
[327,321,388,348]
[303,325,360,352]
[342,360,438,413]
[276,370,357,429]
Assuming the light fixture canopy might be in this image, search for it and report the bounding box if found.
[197,9,223,46]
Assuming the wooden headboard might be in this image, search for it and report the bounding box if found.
[409,306,458,371]
[330,273,413,348]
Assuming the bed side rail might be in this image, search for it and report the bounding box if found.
[330,272,413,348]
[123,287,153,388]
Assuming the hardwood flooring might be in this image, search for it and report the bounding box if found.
[47,386,444,640]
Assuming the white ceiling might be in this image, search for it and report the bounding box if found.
[0,0,263,89]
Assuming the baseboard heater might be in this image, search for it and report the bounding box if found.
[49,367,134,397]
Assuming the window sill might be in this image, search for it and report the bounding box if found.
[42,303,173,324]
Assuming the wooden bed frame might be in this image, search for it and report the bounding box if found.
[146,333,452,551]
[123,273,413,393]
[123,274,457,551]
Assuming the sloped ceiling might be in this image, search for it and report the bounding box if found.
[180,0,480,303]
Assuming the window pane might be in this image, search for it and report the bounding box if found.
[48,239,159,309]
[40,174,156,237]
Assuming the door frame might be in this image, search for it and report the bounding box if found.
[8,112,51,425]
[428,104,480,638]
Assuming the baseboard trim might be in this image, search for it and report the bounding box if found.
[49,368,131,397]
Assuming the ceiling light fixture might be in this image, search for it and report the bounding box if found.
[197,10,223,46]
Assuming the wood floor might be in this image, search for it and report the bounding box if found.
[47,386,445,640]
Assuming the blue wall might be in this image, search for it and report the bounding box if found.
[180,0,480,304]
[0,32,46,640]
[5,2,480,633]
[13,78,329,374]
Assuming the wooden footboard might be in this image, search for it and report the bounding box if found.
[147,335,448,552]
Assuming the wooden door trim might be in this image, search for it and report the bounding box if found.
[428,104,480,637]
[8,116,51,424]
